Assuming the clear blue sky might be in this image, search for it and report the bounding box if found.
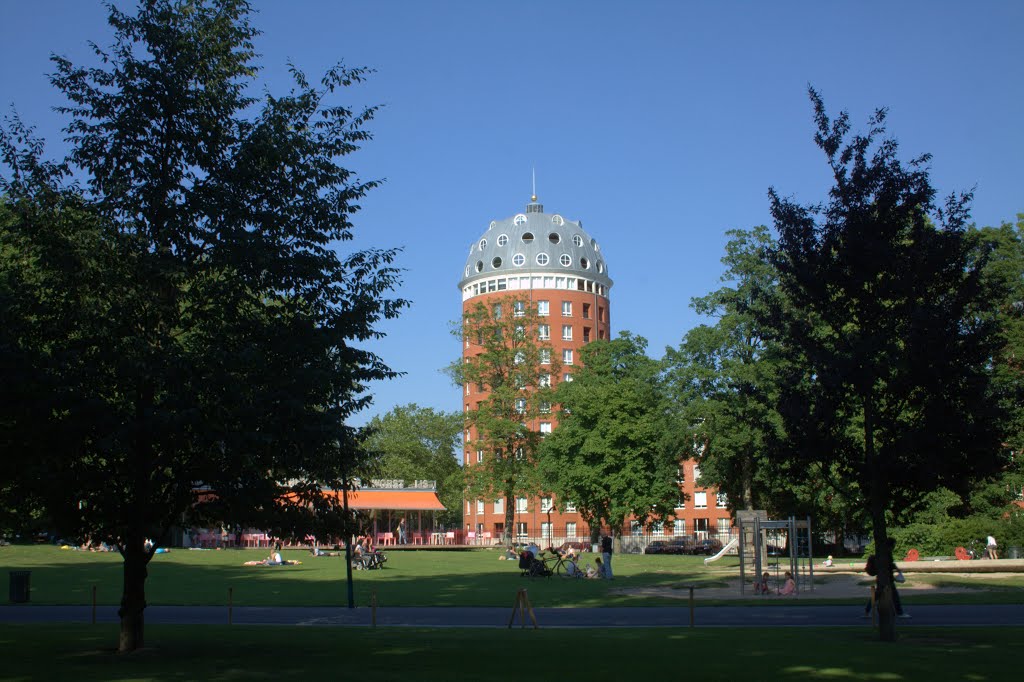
[3,1,1022,426]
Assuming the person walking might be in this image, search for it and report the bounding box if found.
[600,531,614,580]
[398,517,408,545]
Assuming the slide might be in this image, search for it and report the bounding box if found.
[704,537,739,566]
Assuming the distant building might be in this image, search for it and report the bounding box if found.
[457,195,732,546]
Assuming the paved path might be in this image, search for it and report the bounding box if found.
[3,604,1023,628]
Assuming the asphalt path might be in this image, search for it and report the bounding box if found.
[3,604,1023,628]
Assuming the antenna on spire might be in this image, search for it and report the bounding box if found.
[531,167,536,202]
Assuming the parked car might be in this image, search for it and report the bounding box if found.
[690,538,724,556]
[644,540,669,555]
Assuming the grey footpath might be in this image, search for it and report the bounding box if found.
[2,604,1023,628]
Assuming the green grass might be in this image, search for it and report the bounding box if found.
[1,624,1020,681]
[2,545,1022,608]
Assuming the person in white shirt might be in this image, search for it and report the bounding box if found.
[987,535,999,560]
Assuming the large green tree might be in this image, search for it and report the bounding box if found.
[447,294,559,545]
[361,404,464,526]
[538,332,681,540]
[760,89,1005,640]
[0,0,404,652]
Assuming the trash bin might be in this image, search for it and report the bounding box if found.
[9,571,30,603]
[1009,547,1021,560]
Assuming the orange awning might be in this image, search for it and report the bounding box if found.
[325,489,446,511]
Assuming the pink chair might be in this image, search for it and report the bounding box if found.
[445,531,455,545]
[483,531,493,544]
[383,532,395,546]
[467,531,477,545]
[412,532,424,545]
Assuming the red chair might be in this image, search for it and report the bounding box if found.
[955,546,970,561]
[905,548,919,562]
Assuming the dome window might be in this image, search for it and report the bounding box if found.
[548,232,560,244]
[489,221,497,229]
[597,261,605,274]
[580,257,590,269]
[559,254,572,267]
[572,235,583,247]
[492,257,502,269]
[536,253,550,266]
[512,253,525,266]
[475,260,483,273]
[551,215,564,226]
[522,232,534,243]
[497,234,508,247]
[479,238,487,251]
[514,214,528,226]
[465,265,471,277]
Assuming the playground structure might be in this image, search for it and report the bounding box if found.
[735,510,814,595]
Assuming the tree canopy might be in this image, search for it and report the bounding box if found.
[538,332,681,538]
[759,88,1006,639]
[0,0,404,652]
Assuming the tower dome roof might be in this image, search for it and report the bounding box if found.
[458,198,613,291]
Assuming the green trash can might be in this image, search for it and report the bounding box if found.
[9,571,30,603]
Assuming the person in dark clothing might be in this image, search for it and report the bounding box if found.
[863,540,908,618]
[600,532,614,579]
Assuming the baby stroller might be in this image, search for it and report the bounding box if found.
[353,550,387,570]
[518,550,552,578]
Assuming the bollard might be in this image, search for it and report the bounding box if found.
[91,585,97,625]
[228,587,233,625]
[688,586,695,628]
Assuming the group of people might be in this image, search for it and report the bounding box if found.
[755,570,797,596]
[507,532,617,580]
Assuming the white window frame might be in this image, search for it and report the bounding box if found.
[562,348,573,365]
[476,500,484,514]
[476,449,483,463]
[562,325,573,341]
[538,324,550,340]
[541,497,553,513]
[561,301,572,317]
[694,491,708,509]
[516,497,528,513]
[539,422,552,434]
[494,498,505,514]
[566,521,577,538]
[537,301,549,316]
[540,348,551,365]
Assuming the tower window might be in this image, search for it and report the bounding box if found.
[548,232,561,244]
[492,257,502,268]
[514,214,528,226]
[521,231,534,243]
[537,301,549,316]
[497,234,508,246]
[479,238,487,251]
[580,257,589,269]
[538,324,550,340]
[562,325,573,341]
[475,260,483,273]
[559,254,572,267]
[572,234,583,247]
[512,253,525,266]
[552,215,564,226]
[536,253,549,266]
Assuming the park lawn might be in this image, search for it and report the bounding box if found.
[2,545,1022,608]
[1,624,1020,681]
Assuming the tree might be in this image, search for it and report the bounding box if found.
[760,88,1006,640]
[447,294,559,545]
[361,404,464,526]
[0,0,405,652]
[538,332,681,540]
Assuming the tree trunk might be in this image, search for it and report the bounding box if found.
[503,489,514,546]
[118,537,149,653]
[865,393,897,642]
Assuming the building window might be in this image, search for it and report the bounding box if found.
[560,348,571,365]
[694,491,707,509]
[583,327,591,342]
[695,518,709,533]
[513,300,525,317]
[652,521,664,536]
[538,324,550,340]
[539,401,551,413]
[582,303,591,319]
[515,214,528,227]
[541,497,553,513]
[717,518,731,536]
[675,496,685,509]
[561,301,572,317]
[539,373,551,388]
[476,500,484,514]
[563,373,573,382]
[512,253,525,266]
[516,497,528,513]
[476,449,483,463]
[676,468,685,484]
[494,498,505,514]
[516,521,528,538]
[674,519,686,536]
[693,465,701,483]
[515,446,524,460]
[537,301,549,316]
[716,492,728,508]
[559,254,572,267]
[572,234,583,247]
[497,234,508,246]
[539,422,552,434]
[540,349,551,365]
[598,306,605,322]
[630,520,642,536]
[564,501,577,513]
[541,521,552,539]
[493,303,502,319]
[536,253,549,266]
[562,325,573,341]
[566,521,577,538]
[515,398,526,413]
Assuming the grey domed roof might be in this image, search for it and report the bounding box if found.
[458,198,613,291]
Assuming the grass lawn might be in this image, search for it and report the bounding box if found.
[1,624,1020,681]
[2,545,1022,608]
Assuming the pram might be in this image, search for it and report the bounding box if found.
[518,550,552,578]
[352,550,387,570]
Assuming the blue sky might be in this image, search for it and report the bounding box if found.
[2,1,1022,426]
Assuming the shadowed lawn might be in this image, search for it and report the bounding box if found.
[1,545,1022,608]
[0,624,1020,681]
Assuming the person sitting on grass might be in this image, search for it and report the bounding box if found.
[755,571,770,595]
[779,571,796,596]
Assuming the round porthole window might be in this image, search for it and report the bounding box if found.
[559,254,571,267]
[522,232,534,243]
[489,221,497,229]
[475,260,483,273]
[514,214,528,226]
[580,257,590,269]
[512,253,525,266]
[479,238,487,251]
[465,265,471,277]
[551,215,564,226]
[492,257,502,269]
[597,261,604,274]
[497,234,508,246]
[572,235,583,247]
[548,232,560,244]
[536,253,549,266]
